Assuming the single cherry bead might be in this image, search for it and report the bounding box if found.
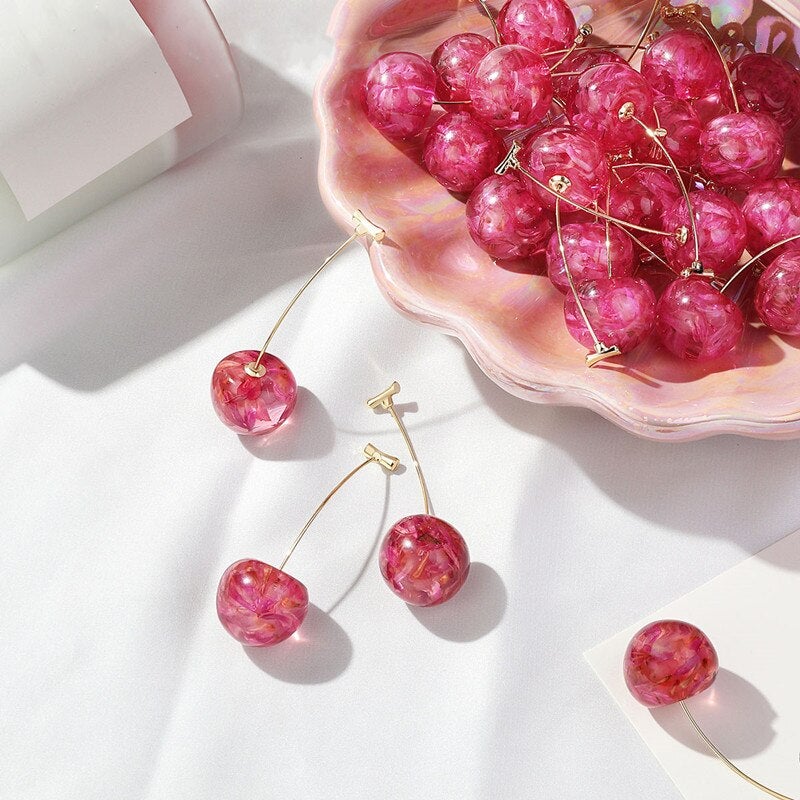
[497,0,578,55]
[363,52,436,139]
[735,53,800,131]
[610,166,682,229]
[644,97,703,167]
[741,177,800,259]
[662,190,747,279]
[379,515,470,607]
[624,620,719,708]
[468,45,553,131]
[546,221,634,294]
[692,89,734,126]
[423,111,505,194]
[564,276,656,353]
[519,126,609,209]
[431,33,494,102]
[701,112,785,189]
[755,253,800,335]
[656,278,744,361]
[569,63,655,153]
[216,559,309,647]
[641,29,726,101]
[466,173,553,259]
[550,48,626,104]
[211,350,298,436]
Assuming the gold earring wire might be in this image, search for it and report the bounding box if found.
[367,381,432,515]
[718,233,800,294]
[244,209,385,379]
[476,0,502,45]
[627,0,663,63]
[548,24,594,72]
[278,443,400,571]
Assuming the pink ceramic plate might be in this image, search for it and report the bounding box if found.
[315,0,800,441]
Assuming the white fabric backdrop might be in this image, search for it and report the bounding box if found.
[2,2,799,798]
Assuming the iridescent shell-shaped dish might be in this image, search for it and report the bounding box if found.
[315,0,800,441]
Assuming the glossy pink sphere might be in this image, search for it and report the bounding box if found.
[423,111,505,194]
[497,0,577,55]
[662,190,747,278]
[692,89,734,126]
[755,253,800,335]
[656,278,744,361]
[431,33,494,102]
[466,173,553,259]
[741,177,800,259]
[646,97,703,167]
[546,221,634,294]
[379,515,469,607]
[624,620,719,707]
[363,52,436,139]
[550,48,626,104]
[564,276,656,353]
[211,350,298,436]
[468,45,553,131]
[735,53,800,132]
[641,29,726,101]
[569,63,655,153]
[519,126,609,210]
[701,112,785,189]
[216,559,309,647]
[610,166,682,229]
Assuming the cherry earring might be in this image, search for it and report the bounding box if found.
[210,210,385,436]
[624,620,796,800]
[367,382,470,607]
[216,443,400,646]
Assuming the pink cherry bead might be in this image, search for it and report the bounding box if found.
[211,350,298,436]
[468,45,553,131]
[656,277,744,361]
[662,190,747,279]
[550,49,626,104]
[624,620,719,708]
[546,221,634,294]
[563,276,656,353]
[423,111,505,194]
[692,89,734,126]
[466,173,553,259]
[216,559,309,647]
[431,33,494,102]
[610,166,682,229]
[701,112,785,189]
[741,177,800,259]
[497,0,577,55]
[735,53,800,132]
[519,126,609,210]
[363,52,436,139]
[379,515,470,607]
[569,63,655,153]
[641,29,726,101]
[755,253,800,335]
[644,97,703,167]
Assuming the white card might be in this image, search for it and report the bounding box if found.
[0,0,191,219]
[586,530,800,800]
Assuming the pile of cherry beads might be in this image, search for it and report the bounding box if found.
[362,0,800,363]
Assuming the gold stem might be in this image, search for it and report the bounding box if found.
[627,0,662,63]
[604,182,613,278]
[612,160,707,184]
[541,43,648,57]
[720,234,800,293]
[680,702,796,800]
[696,19,740,113]
[435,99,472,105]
[476,0,501,45]
[387,405,431,516]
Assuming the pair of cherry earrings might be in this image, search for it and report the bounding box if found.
[210,211,470,646]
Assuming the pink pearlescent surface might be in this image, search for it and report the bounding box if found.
[468,45,553,131]
[610,166,682,230]
[379,515,469,606]
[546,222,634,294]
[624,620,719,707]
[431,33,494,102]
[423,111,504,193]
[564,277,656,353]
[701,112,785,189]
[550,49,626,105]
[216,559,309,646]
[646,97,703,168]
[735,53,800,131]
[211,350,297,436]
[656,278,744,361]
[755,253,800,335]
[740,177,800,258]
[641,29,727,101]
[466,173,552,260]
[497,0,577,55]
[317,0,800,441]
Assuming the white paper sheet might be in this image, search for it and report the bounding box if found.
[586,531,800,800]
[0,0,191,219]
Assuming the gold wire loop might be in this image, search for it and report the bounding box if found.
[476,0,502,45]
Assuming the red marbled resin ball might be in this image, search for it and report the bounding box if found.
[692,89,734,126]
[610,166,682,230]
[741,177,800,259]
[423,111,505,194]
[466,173,553,260]
[379,515,470,607]
[431,33,495,102]
[645,97,703,168]
[656,278,744,361]
[735,53,800,131]
[550,48,626,104]
[497,0,578,55]
[755,253,800,335]
[216,559,309,647]
[624,620,719,707]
